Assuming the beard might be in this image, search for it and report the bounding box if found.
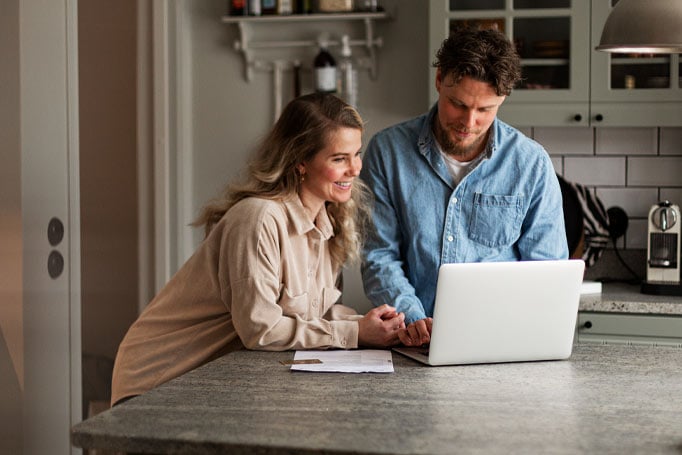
[432,117,486,161]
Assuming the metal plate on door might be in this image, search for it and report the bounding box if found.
[48,250,64,279]
[48,217,64,246]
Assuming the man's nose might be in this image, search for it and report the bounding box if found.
[462,109,477,128]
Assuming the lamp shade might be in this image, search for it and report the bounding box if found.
[596,0,682,53]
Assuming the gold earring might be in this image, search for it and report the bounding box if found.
[300,173,305,183]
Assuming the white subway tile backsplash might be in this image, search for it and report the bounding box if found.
[533,127,593,156]
[660,127,682,156]
[628,157,682,186]
[564,157,625,186]
[625,218,648,250]
[595,127,657,155]
[595,187,658,217]
[524,124,675,254]
[550,156,562,174]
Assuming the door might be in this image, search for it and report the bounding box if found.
[20,0,82,453]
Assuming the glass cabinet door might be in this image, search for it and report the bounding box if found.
[589,0,682,126]
[428,0,590,125]
[591,0,682,103]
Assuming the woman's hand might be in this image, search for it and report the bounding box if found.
[397,318,433,347]
[357,304,406,347]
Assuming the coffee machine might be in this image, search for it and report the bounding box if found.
[641,201,682,296]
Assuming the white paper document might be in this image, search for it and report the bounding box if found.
[290,349,394,373]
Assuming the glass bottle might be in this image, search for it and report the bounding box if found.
[337,35,358,107]
[314,40,337,93]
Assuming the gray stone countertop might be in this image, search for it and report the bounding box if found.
[72,346,682,454]
[580,282,682,315]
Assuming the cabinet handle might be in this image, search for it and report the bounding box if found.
[583,321,593,329]
[573,114,582,122]
[594,114,604,122]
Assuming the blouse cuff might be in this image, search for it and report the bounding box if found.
[331,319,359,349]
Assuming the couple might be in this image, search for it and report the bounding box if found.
[111,28,567,406]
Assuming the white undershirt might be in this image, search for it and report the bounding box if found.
[437,143,483,186]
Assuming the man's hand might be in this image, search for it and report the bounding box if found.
[358,304,406,347]
[398,318,433,346]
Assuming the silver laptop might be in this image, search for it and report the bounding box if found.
[393,259,585,366]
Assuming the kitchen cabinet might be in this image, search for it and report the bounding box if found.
[577,312,682,347]
[428,0,682,127]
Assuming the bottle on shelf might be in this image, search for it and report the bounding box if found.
[356,0,377,12]
[296,0,312,14]
[337,35,358,108]
[314,39,337,94]
[248,0,261,16]
[229,0,247,16]
[261,0,277,15]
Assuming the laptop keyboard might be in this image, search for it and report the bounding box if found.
[416,347,430,356]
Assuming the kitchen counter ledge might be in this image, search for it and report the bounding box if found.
[71,346,682,454]
[580,282,682,315]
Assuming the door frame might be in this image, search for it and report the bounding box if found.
[20,0,81,453]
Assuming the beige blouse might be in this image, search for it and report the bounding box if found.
[111,196,361,405]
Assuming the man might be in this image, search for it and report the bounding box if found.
[360,28,568,347]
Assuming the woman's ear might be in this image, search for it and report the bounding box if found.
[296,163,306,176]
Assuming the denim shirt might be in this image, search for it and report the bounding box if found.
[360,105,568,324]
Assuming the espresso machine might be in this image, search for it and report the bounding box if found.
[641,201,682,296]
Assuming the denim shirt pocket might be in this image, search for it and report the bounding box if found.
[468,193,524,247]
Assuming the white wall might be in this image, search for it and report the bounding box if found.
[0,0,24,451]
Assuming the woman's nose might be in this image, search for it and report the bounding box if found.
[348,156,362,176]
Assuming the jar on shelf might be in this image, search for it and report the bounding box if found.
[316,0,354,13]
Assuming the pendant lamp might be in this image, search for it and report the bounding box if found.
[596,0,682,53]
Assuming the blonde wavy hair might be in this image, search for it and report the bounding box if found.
[193,93,372,269]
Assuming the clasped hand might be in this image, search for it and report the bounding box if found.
[397,317,433,347]
[358,305,433,348]
[357,304,406,347]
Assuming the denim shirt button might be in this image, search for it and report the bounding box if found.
[452,197,457,204]
[447,235,454,242]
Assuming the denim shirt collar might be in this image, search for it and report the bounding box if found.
[418,104,497,186]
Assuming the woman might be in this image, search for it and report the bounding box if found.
[111,93,405,406]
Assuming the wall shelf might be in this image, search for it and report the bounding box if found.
[221,12,389,81]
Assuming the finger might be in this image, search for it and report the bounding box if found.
[397,329,413,346]
[406,324,420,345]
[415,320,430,345]
[373,304,397,319]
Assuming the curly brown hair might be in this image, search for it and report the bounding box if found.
[433,27,522,96]
[193,93,372,269]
